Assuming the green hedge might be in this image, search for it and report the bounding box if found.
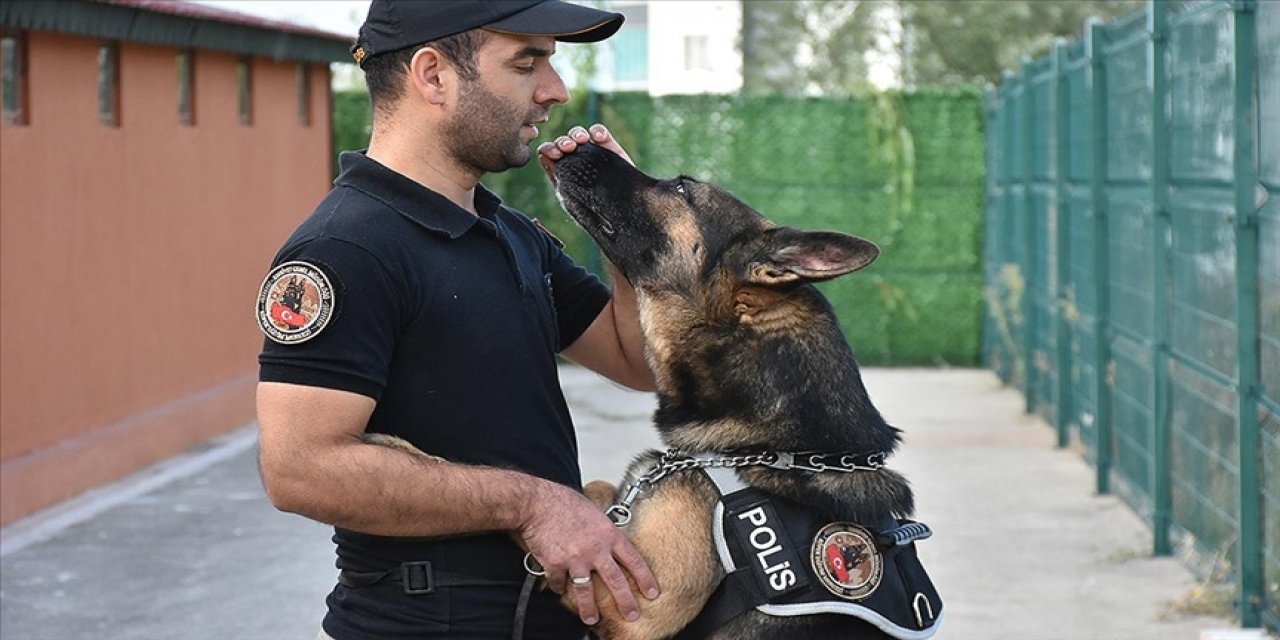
[332,88,986,365]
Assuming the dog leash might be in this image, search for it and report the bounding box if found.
[603,449,887,526]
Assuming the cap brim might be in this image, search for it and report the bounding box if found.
[484,1,624,43]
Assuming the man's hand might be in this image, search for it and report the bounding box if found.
[538,124,634,187]
[519,479,659,626]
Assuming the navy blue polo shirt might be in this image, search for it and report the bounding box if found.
[257,152,609,638]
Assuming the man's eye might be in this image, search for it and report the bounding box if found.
[515,64,535,74]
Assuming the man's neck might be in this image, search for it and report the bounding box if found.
[367,128,482,215]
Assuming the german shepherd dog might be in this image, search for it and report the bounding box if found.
[550,144,940,639]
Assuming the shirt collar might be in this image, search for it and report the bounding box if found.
[334,151,505,240]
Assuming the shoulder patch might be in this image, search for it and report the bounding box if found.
[256,261,335,344]
[811,522,883,600]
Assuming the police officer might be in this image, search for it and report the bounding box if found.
[253,2,659,638]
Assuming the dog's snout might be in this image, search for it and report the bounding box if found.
[555,144,613,188]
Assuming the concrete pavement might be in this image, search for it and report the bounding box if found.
[0,367,1243,639]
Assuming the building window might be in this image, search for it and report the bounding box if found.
[2,30,27,126]
[177,49,195,126]
[684,35,711,72]
[296,63,310,127]
[611,3,648,88]
[98,42,120,127]
[236,56,252,126]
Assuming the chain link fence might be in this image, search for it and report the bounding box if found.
[983,0,1278,630]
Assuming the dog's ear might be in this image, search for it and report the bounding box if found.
[746,228,879,285]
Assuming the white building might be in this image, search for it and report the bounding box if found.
[594,0,743,95]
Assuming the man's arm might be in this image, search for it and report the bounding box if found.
[257,381,658,623]
[540,124,656,393]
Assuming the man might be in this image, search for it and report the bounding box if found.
[254,2,659,638]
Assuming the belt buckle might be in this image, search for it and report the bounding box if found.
[401,561,435,595]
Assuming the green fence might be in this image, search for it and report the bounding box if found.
[982,0,1278,629]
[485,89,986,366]
[335,90,985,365]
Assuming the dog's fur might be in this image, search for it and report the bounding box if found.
[551,144,914,639]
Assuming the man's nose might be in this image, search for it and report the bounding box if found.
[536,65,570,107]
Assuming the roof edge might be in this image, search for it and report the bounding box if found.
[0,0,355,65]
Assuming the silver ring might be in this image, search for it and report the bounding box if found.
[570,575,592,585]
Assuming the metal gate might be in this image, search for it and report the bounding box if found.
[983,0,1278,630]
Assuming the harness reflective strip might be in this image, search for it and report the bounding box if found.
[701,467,945,640]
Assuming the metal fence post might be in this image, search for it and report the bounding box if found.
[983,84,1002,376]
[1087,18,1113,494]
[1148,0,1173,557]
[1053,40,1073,448]
[1022,56,1039,415]
[1232,0,1263,626]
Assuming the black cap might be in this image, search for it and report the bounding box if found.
[352,0,625,66]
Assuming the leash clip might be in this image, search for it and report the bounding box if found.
[522,552,545,577]
[605,504,633,526]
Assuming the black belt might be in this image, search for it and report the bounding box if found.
[339,560,525,595]
[338,561,541,640]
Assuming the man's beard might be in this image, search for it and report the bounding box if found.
[444,78,543,175]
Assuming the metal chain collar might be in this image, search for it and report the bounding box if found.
[603,449,887,526]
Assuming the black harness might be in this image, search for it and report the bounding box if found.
[675,465,944,638]
[602,450,943,639]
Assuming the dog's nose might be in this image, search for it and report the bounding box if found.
[575,143,622,163]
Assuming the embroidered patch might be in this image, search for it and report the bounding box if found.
[256,261,335,344]
[811,522,883,600]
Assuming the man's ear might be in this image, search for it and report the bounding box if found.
[407,47,448,106]
[746,228,880,285]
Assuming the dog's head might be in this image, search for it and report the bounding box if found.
[556,144,879,323]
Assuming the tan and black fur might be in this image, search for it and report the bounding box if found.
[552,144,914,639]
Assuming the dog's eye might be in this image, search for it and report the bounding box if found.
[673,179,694,203]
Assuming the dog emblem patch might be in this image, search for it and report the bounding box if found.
[256,261,334,344]
[811,522,883,600]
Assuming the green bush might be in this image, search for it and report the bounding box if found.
[329,88,987,365]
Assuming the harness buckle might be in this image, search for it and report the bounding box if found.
[764,452,794,470]
[401,561,435,595]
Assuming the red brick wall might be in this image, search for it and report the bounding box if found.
[0,31,334,524]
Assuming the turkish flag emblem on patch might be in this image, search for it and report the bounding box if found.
[270,301,308,329]
[826,544,850,583]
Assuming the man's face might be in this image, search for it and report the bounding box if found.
[443,33,569,174]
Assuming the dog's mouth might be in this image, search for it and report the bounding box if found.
[554,147,619,237]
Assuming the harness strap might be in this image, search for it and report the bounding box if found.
[702,465,747,494]
[672,568,760,640]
